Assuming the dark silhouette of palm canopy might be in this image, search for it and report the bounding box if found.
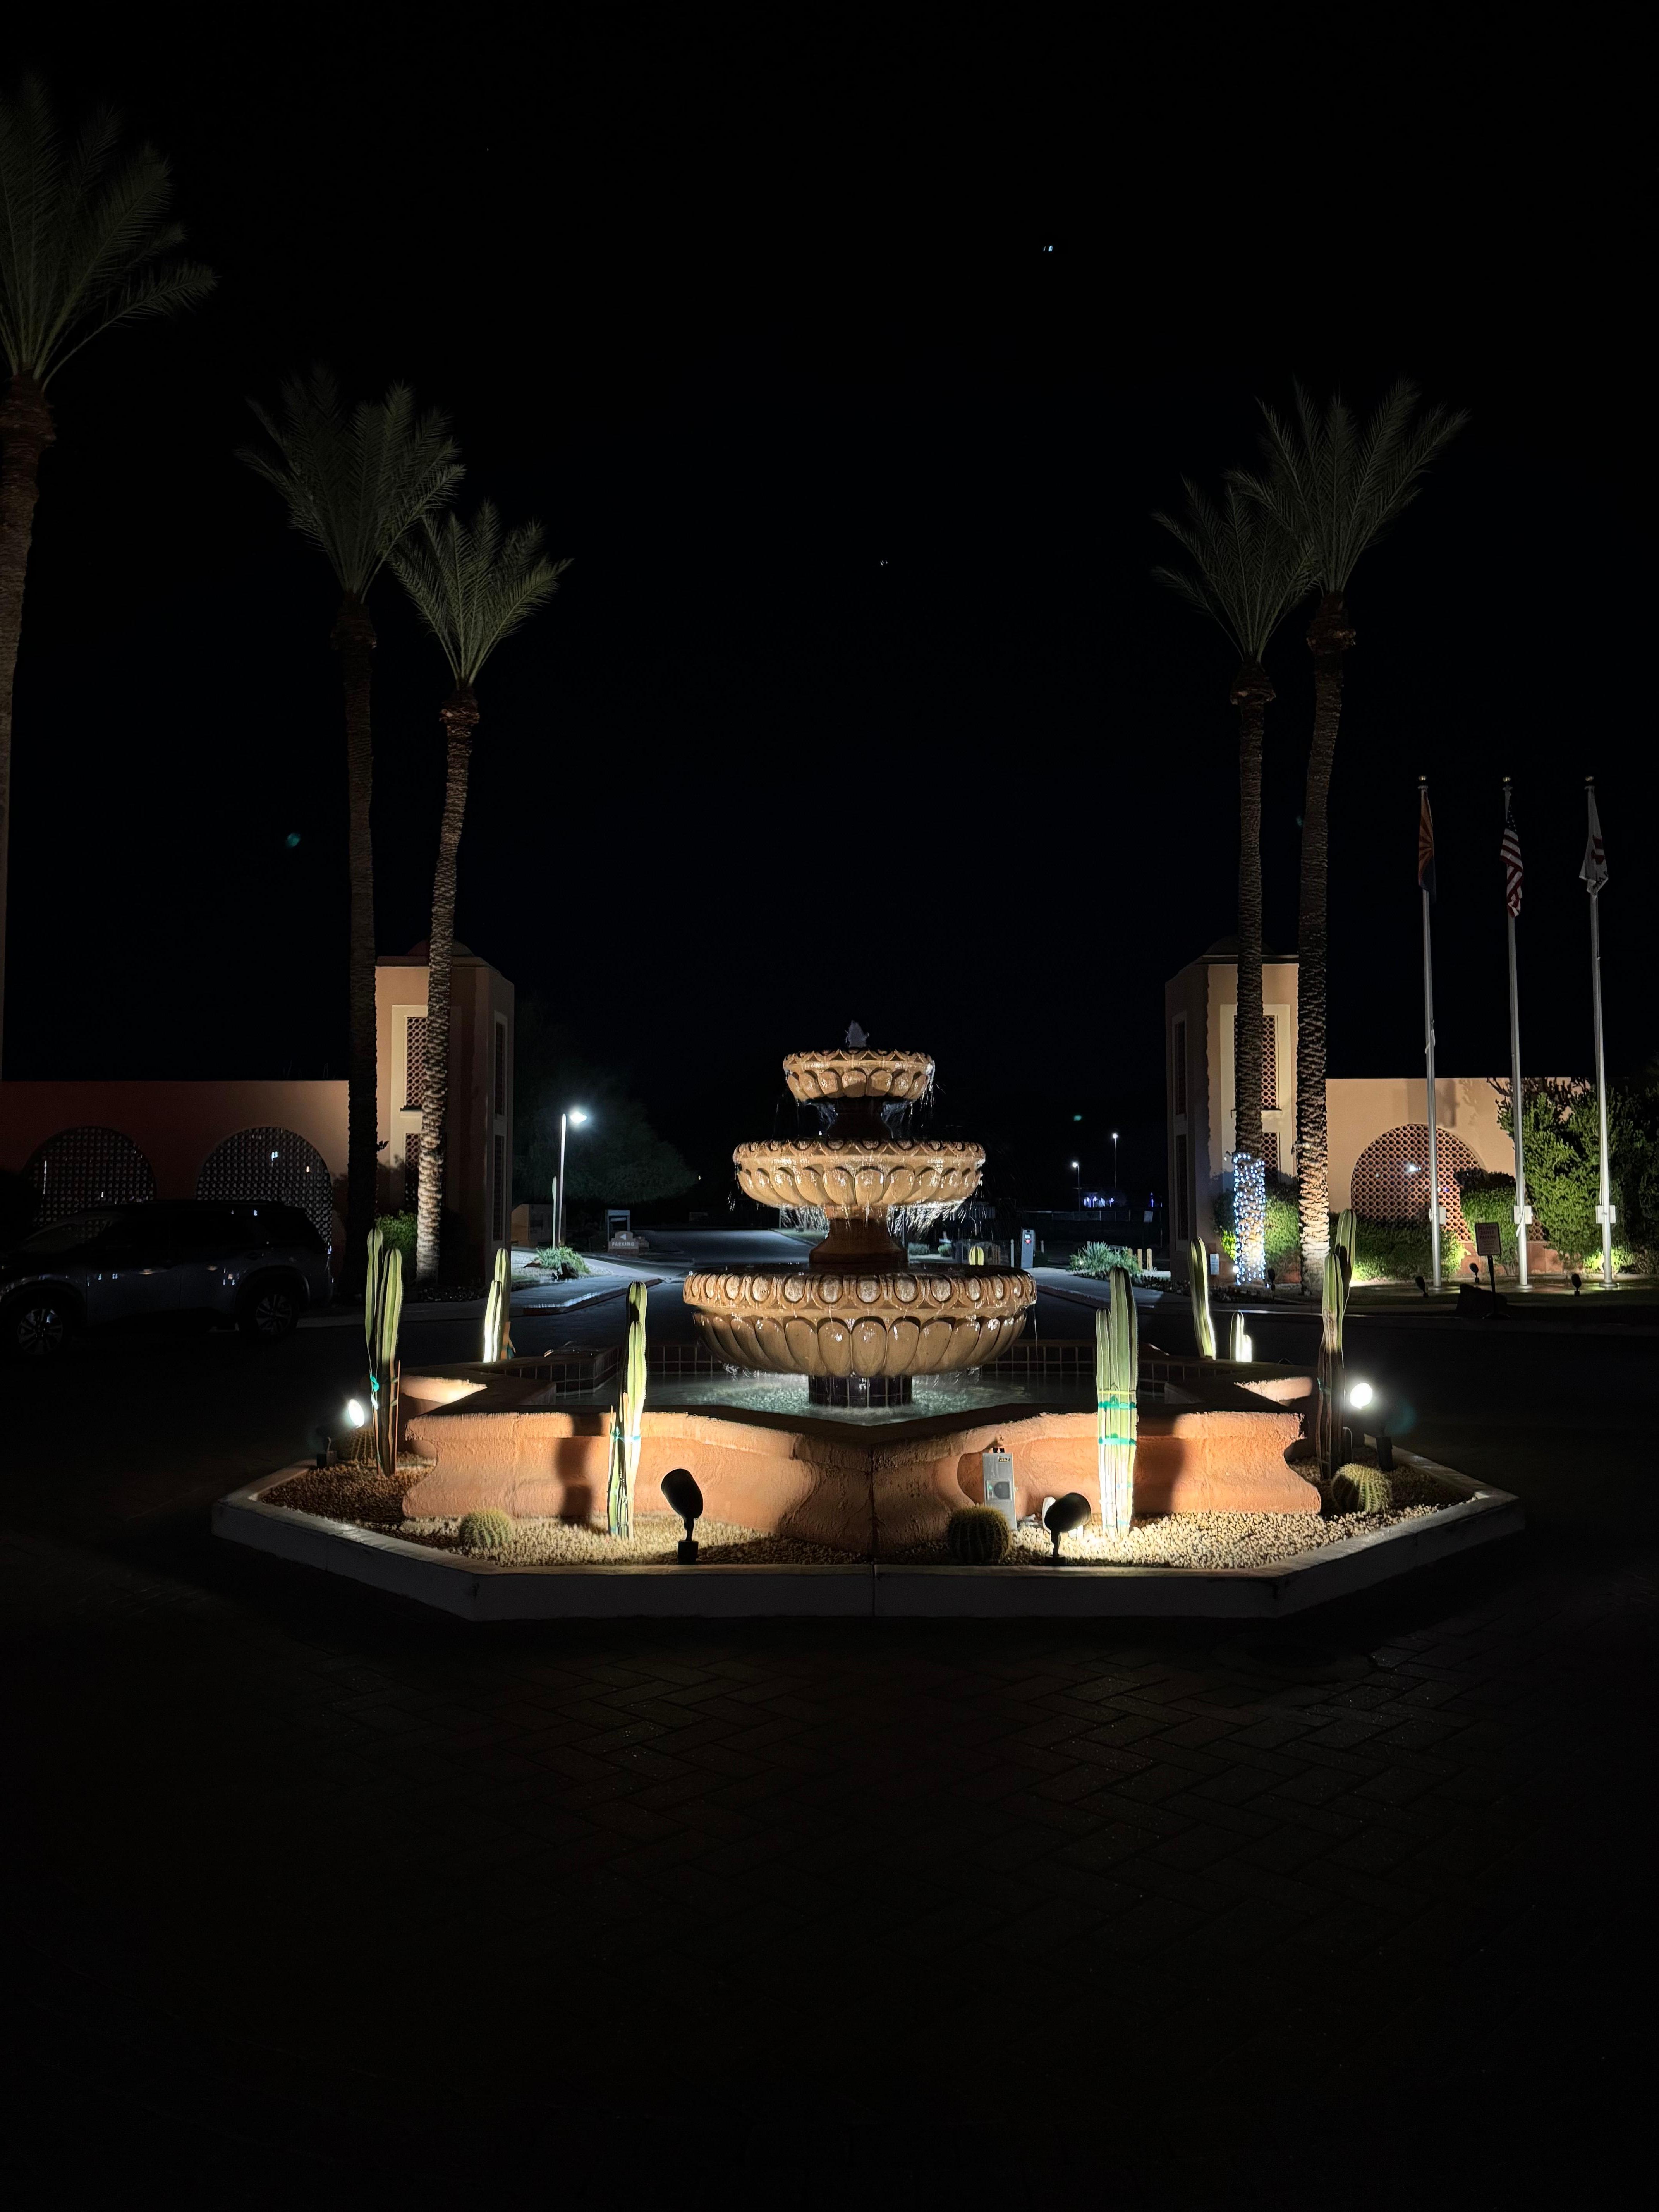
[0,73,214,1070]
[1237,381,1466,1280]
[392,503,568,1280]
[239,373,462,1277]
[1154,481,1309,1280]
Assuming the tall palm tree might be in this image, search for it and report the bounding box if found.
[240,373,462,1278]
[392,503,568,1281]
[1154,479,1309,1282]
[0,74,214,1070]
[1240,381,1466,1282]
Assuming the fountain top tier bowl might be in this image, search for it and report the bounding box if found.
[683,1040,1034,1402]
[783,1047,933,1105]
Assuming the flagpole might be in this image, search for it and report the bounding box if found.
[1503,778,1528,1290]
[1420,776,1441,1286]
[1587,778,1613,1285]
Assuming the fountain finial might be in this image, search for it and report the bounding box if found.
[845,1020,868,1048]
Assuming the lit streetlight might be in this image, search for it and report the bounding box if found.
[1111,1130,1120,1200]
[556,1107,589,1248]
[1070,1158,1082,1211]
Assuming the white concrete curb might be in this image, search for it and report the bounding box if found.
[213,1450,1521,1621]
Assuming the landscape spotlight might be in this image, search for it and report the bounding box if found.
[345,1398,366,1428]
[1044,1491,1091,1562]
[1348,1380,1374,1411]
[662,1467,704,1563]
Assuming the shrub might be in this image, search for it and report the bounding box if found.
[1458,1171,1518,1273]
[457,1509,514,1551]
[1214,1176,1300,1274]
[1346,1216,1465,1284]
[375,1210,417,1278]
[1068,1242,1145,1281]
[945,1505,1013,1564]
[532,1244,592,1279]
[1330,1463,1393,1515]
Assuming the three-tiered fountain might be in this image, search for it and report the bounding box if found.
[682,1041,1034,1404]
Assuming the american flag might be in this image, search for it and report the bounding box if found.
[1501,783,1523,918]
[1417,781,1436,903]
[1580,780,1608,896]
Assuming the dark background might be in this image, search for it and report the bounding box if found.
[6,14,1647,1207]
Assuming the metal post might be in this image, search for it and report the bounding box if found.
[1422,879,1441,1286]
[1506,907,1528,1288]
[1590,892,1613,1285]
[556,1111,568,1250]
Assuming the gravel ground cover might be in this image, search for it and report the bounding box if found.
[262,1457,1463,1570]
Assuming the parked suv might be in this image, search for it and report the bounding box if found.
[0,1200,333,1362]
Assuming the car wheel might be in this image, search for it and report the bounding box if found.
[239,1279,300,1341]
[5,1293,73,1362]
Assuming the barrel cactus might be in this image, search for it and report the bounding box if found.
[945,1505,1013,1564]
[457,1508,514,1552]
[1330,1463,1392,1515]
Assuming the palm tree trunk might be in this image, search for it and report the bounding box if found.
[1296,592,1355,1286]
[415,688,477,1283]
[1231,663,1271,1279]
[333,592,378,1290]
[0,374,56,1077]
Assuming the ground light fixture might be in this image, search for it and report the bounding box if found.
[661,1467,703,1562]
[346,1398,366,1428]
[1044,1491,1091,1561]
[1346,1378,1395,1470]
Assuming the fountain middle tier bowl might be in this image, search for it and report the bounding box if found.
[734,1138,985,1214]
[684,1262,1034,1378]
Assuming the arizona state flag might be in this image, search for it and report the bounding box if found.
[1417,779,1437,903]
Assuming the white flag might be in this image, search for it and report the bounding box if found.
[1581,783,1608,895]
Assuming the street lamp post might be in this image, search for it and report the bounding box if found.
[555,1107,589,1248]
[1070,1159,1082,1211]
[1111,1130,1120,1202]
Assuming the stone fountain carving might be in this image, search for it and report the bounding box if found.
[682,1042,1034,1404]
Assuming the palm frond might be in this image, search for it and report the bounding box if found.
[0,72,214,380]
[239,369,464,597]
[391,499,570,684]
[1152,476,1312,661]
[1239,378,1468,592]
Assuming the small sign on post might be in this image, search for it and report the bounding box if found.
[1018,1228,1036,1270]
[1474,1219,1502,1299]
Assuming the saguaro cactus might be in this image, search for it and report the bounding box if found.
[1096,1266,1139,1537]
[364,1232,404,1475]
[1188,1237,1216,1359]
[606,1281,648,1537]
[482,1245,514,1363]
[1316,1246,1350,1482]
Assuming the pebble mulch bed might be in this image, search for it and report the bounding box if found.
[261,1458,1463,1571]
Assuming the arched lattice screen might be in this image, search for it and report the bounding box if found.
[26,1126,157,1223]
[196,1126,333,1243]
[1350,1123,1483,1244]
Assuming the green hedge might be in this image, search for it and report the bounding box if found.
[1213,1177,1302,1274]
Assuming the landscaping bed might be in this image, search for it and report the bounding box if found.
[259,1453,1463,1571]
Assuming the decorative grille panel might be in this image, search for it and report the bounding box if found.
[26,1127,156,1223]
[1262,1016,1277,1109]
[404,1017,428,1112]
[1262,1130,1279,1176]
[195,1126,334,1243]
[1350,1123,1482,1244]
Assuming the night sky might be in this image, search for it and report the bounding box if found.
[7,22,1646,1207]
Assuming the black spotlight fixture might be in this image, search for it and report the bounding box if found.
[662,1468,704,1563]
[1414,1274,1429,1298]
[1044,1491,1091,1561]
[1570,1273,1582,1298]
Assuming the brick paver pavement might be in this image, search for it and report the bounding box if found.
[1,1299,1650,2201]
